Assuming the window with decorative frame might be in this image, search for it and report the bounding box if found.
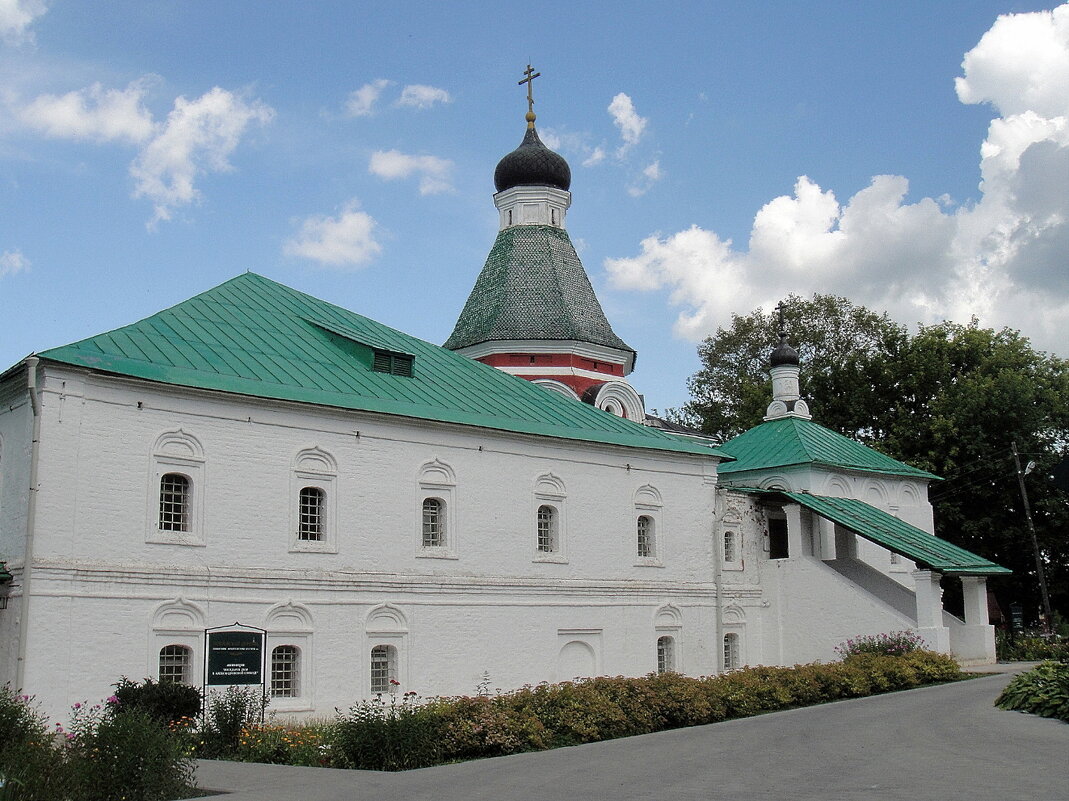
[158,644,192,683]
[657,635,675,673]
[270,645,300,698]
[370,644,398,693]
[148,430,205,545]
[291,447,337,553]
[534,474,567,563]
[416,460,457,558]
[633,485,663,566]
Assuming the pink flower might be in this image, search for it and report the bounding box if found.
[106,695,120,705]
[389,678,400,686]
[72,702,82,709]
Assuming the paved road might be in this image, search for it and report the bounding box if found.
[192,670,1069,801]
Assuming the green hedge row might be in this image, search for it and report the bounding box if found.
[327,650,962,771]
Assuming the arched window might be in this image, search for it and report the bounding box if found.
[158,474,190,532]
[537,505,558,553]
[637,515,655,558]
[723,633,741,670]
[370,644,398,693]
[158,644,192,683]
[422,498,445,547]
[657,635,675,673]
[298,487,325,541]
[723,530,738,564]
[270,645,300,697]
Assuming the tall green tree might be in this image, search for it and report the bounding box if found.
[682,295,1069,625]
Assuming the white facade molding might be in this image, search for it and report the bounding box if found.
[530,378,580,400]
[587,380,645,422]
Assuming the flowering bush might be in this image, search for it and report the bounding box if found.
[198,686,268,759]
[235,721,333,766]
[332,692,444,771]
[0,686,196,801]
[835,630,925,659]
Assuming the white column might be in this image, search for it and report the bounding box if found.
[912,569,950,653]
[817,517,836,561]
[783,503,806,558]
[954,576,996,665]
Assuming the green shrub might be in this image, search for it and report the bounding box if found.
[199,686,268,758]
[331,693,444,771]
[65,705,196,801]
[110,678,202,727]
[434,694,547,760]
[995,661,1069,722]
[836,630,925,658]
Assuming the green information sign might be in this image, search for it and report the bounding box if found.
[206,630,264,685]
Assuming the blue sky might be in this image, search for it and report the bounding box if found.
[2,1,1067,413]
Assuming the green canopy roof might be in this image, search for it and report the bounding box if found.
[718,416,939,480]
[739,489,1009,576]
[36,273,721,458]
[444,225,634,357]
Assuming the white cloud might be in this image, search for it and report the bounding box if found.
[396,84,450,109]
[0,248,29,277]
[130,87,274,227]
[583,146,606,167]
[345,79,392,117]
[19,78,155,143]
[0,0,46,44]
[606,5,1069,356]
[368,149,453,195]
[608,92,647,156]
[628,159,663,197]
[283,201,382,268]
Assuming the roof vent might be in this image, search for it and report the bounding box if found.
[373,351,414,377]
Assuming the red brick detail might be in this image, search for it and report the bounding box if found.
[477,352,623,376]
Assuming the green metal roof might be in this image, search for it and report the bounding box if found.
[37,273,722,458]
[718,416,939,480]
[738,489,1010,576]
[443,225,634,356]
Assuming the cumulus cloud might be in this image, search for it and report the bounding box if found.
[583,146,606,167]
[608,92,647,156]
[396,84,450,109]
[345,79,392,117]
[0,0,46,44]
[368,149,453,195]
[130,87,274,227]
[19,78,155,143]
[0,248,29,277]
[15,78,273,226]
[283,201,382,268]
[605,5,1069,356]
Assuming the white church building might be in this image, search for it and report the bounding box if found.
[0,92,1008,720]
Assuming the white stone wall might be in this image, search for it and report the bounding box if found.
[11,364,721,719]
[0,373,33,687]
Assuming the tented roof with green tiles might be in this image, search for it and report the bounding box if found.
[718,416,939,480]
[738,489,1010,576]
[443,225,634,360]
[29,273,725,458]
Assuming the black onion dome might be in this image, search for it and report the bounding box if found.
[494,126,571,192]
[770,334,799,367]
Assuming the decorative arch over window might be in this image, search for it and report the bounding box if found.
[291,445,337,553]
[634,484,664,566]
[150,598,204,683]
[366,604,408,694]
[148,430,205,545]
[864,481,889,509]
[416,460,457,558]
[531,378,581,400]
[534,473,567,562]
[654,603,683,629]
[822,475,853,498]
[759,475,792,492]
[655,603,682,672]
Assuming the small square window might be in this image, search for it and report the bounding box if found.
[158,644,192,684]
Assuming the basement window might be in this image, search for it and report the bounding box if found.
[372,351,414,377]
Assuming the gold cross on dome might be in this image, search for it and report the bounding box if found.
[518,64,541,117]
